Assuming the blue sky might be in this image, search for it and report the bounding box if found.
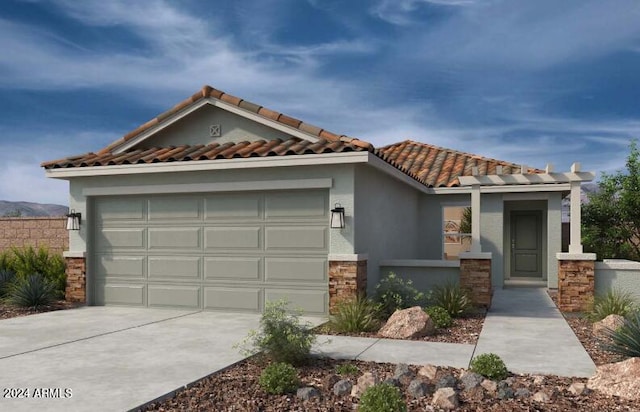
[1,0,640,206]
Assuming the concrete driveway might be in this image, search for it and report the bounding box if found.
[0,307,263,412]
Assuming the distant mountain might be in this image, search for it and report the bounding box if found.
[0,201,68,217]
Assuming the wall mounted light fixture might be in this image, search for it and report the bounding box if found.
[330,203,345,229]
[66,210,81,231]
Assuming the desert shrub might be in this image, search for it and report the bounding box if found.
[429,283,473,318]
[373,272,426,318]
[424,305,453,328]
[0,269,16,299]
[331,295,380,333]
[237,299,316,365]
[259,362,299,395]
[603,311,640,358]
[10,246,66,296]
[335,363,359,376]
[358,383,407,412]
[5,273,57,308]
[0,251,13,272]
[586,289,638,322]
[470,353,508,381]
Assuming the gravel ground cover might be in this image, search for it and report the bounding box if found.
[0,300,78,320]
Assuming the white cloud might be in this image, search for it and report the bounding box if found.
[371,0,477,25]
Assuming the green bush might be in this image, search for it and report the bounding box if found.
[331,295,380,333]
[373,272,426,318]
[0,251,14,272]
[0,269,16,299]
[10,246,66,296]
[5,273,57,309]
[586,289,638,322]
[237,299,316,365]
[358,383,407,412]
[424,306,453,328]
[470,353,508,381]
[429,283,473,318]
[259,362,299,395]
[603,311,640,358]
[335,363,359,376]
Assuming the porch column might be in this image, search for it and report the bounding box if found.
[470,184,482,253]
[63,251,86,303]
[328,254,368,314]
[568,167,583,254]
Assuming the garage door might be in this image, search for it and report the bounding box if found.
[92,190,329,315]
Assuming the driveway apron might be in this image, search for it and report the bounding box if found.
[0,307,262,412]
[473,287,596,377]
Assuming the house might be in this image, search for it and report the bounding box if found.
[42,85,596,315]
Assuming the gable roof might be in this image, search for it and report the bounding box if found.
[375,140,544,187]
[41,138,369,169]
[42,85,544,189]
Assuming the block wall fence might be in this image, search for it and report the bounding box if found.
[0,217,69,253]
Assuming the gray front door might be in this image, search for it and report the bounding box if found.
[510,211,542,278]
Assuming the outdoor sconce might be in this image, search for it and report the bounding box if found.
[66,210,81,231]
[330,203,345,229]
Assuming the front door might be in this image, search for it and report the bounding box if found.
[510,211,542,278]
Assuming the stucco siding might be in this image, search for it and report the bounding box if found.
[547,193,562,287]
[354,165,421,293]
[595,260,640,302]
[67,164,356,256]
[480,194,504,286]
[146,105,296,147]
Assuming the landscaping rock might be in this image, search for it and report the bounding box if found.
[533,391,551,403]
[497,386,515,400]
[431,387,459,410]
[393,363,415,385]
[460,370,483,389]
[382,377,401,387]
[515,388,531,398]
[323,374,340,391]
[297,387,320,400]
[407,379,428,398]
[418,364,439,380]
[332,379,352,396]
[587,357,640,400]
[463,385,485,401]
[350,372,379,397]
[379,306,435,339]
[568,382,589,396]
[592,314,625,338]
[481,379,497,393]
[532,375,545,386]
[435,373,457,390]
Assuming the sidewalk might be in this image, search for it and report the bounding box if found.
[313,287,596,377]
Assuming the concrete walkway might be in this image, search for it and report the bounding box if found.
[314,287,596,378]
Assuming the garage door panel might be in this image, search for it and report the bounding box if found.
[204,287,261,311]
[205,227,261,249]
[97,228,145,250]
[97,283,145,306]
[96,256,145,279]
[265,257,327,283]
[149,228,201,249]
[265,289,328,315]
[96,198,145,221]
[265,227,327,250]
[205,194,261,219]
[149,257,201,279]
[148,286,200,308]
[205,257,261,280]
[265,192,327,218]
[149,197,200,220]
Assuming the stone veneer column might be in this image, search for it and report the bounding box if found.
[65,256,86,303]
[459,252,493,308]
[328,258,367,314]
[556,253,596,312]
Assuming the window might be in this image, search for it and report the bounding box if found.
[442,205,471,260]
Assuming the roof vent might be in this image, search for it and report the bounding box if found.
[209,124,221,137]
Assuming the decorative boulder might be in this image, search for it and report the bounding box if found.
[379,306,436,339]
[587,357,640,400]
[350,372,380,397]
[431,387,459,410]
[418,364,439,380]
[592,314,625,338]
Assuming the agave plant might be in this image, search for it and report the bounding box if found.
[5,273,57,309]
[603,311,640,358]
[330,295,380,333]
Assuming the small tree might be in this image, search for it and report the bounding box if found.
[582,140,640,260]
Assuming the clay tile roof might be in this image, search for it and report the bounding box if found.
[41,138,370,169]
[374,140,544,187]
[94,85,373,155]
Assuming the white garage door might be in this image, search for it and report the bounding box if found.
[91,190,329,315]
